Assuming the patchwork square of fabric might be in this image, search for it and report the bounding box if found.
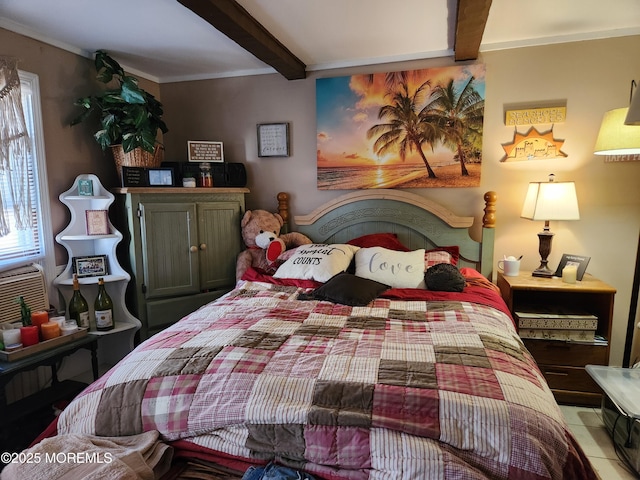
[250,318,304,336]
[152,347,222,376]
[344,315,387,330]
[304,424,372,469]
[142,374,199,438]
[232,330,289,350]
[479,334,526,362]
[95,379,148,436]
[263,351,327,378]
[436,363,503,399]
[434,345,492,369]
[309,380,374,427]
[294,324,342,339]
[246,375,316,425]
[372,384,440,438]
[387,309,427,322]
[246,423,306,460]
[207,346,274,375]
[378,359,438,389]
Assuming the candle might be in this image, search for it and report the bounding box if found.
[2,328,21,346]
[40,321,61,340]
[20,325,39,347]
[562,265,578,284]
[60,322,78,335]
[50,316,66,329]
[31,310,49,332]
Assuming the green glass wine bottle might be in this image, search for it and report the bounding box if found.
[94,277,114,331]
[68,274,90,329]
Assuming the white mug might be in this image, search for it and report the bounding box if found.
[498,258,520,276]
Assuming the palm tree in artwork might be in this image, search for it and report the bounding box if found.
[366,81,440,179]
[420,77,484,176]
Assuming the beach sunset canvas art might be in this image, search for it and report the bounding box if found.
[316,65,485,189]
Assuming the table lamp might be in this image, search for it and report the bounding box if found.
[521,174,580,277]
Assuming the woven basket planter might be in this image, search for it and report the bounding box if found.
[111,144,164,180]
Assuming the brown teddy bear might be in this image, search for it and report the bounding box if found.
[236,209,312,281]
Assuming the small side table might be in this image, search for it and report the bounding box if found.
[585,365,640,419]
[498,271,616,406]
[0,335,98,427]
[586,365,640,475]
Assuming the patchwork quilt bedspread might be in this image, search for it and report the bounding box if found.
[57,281,596,480]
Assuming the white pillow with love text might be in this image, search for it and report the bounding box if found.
[354,247,426,289]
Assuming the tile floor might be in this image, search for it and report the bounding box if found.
[560,405,639,479]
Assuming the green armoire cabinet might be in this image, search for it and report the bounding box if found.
[112,187,249,340]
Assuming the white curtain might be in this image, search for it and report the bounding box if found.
[0,56,32,236]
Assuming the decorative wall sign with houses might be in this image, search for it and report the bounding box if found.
[500,104,568,162]
[500,126,567,162]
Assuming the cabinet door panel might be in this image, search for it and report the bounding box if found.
[197,202,242,291]
[141,203,199,298]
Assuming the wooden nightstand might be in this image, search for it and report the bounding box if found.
[497,271,616,406]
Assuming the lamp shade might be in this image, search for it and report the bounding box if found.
[594,107,640,155]
[521,181,580,221]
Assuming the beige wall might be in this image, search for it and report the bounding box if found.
[161,36,640,366]
[3,26,639,366]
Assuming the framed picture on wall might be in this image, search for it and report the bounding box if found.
[188,141,224,162]
[257,123,290,157]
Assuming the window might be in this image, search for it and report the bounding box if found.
[0,71,54,274]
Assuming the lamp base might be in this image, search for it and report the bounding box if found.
[532,228,555,278]
[532,266,554,278]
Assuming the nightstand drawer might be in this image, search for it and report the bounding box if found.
[537,365,602,393]
[524,339,608,366]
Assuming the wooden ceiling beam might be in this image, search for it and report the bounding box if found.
[454,0,492,61]
[178,0,306,80]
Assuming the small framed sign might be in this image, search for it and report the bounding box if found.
[73,255,108,278]
[258,123,290,157]
[122,166,147,187]
[148,168,174,186]
[78,179,94,196]
[554,253,591,281]
[121,167,175,187]
[85,210,109,235]
[188,141,224,163]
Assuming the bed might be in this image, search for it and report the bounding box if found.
[6,190,597,480]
